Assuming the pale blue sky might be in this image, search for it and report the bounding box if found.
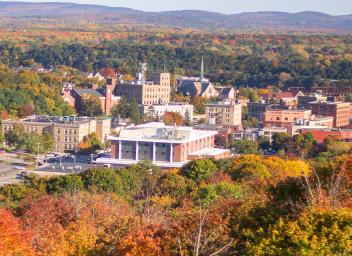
[2,0,352,15]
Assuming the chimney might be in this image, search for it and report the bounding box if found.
[105,84,112,115]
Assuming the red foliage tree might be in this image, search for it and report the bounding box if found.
[0,208,34,256]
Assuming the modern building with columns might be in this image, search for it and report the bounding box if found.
[98,122,230,168]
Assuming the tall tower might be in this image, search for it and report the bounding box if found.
[200,56,204,83]
[105,84,112,115]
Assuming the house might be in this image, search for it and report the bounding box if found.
[87,72,105,81]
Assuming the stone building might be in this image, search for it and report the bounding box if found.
[1,116,111,153]
[115,63,171,105]
[205,100,242,127]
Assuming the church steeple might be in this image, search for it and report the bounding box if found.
[200,56,204,83]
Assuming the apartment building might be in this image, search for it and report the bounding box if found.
[1,116,111,152]
[97,122,230,168]
[308,101,351,128]
[205,100,242,127]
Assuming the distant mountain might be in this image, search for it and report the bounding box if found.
[0,1,352,31]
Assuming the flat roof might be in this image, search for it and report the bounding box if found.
[188,148,230,156]
[2,116,97,125]
[108,122,218,143]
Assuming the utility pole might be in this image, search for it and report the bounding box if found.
[2,141,5,161]
[36,142,40,167]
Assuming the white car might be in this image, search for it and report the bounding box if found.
[15,166,26,171]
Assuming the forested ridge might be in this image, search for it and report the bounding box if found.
[0,32,352,88]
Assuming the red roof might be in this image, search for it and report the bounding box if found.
[260,91,295,100]
[301,129,352,143]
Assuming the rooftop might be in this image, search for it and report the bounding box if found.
[205,100,240,107]
[108,122,217,143]
[188,148,230,157]
[1,116,106,125]
[75,88,105,98]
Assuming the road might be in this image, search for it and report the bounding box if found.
[0,163,24,186]
[0,153,109,186]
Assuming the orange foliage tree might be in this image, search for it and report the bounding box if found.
[0,208,34,256]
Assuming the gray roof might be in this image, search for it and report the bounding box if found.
[75,88,105,98]
[177,80,213,96]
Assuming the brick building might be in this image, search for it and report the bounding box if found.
[263,109,312,134]
[1,116,111,152]
[98,122,230,168]
[308,101,351,128]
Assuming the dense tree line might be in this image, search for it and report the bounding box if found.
[1,151,352,255]
[0,33,352,89]
[0,64,74,118]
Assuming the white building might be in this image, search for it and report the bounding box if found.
[96,122,230,168]
[141,103,194,120]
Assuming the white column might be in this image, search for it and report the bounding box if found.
[170,143,173,163]
[135,142,139,161]
[152,142,156,162]
[118,140,122,159]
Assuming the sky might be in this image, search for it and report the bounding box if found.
[2,0,352,15]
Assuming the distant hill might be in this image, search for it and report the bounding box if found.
[0,1,352,31]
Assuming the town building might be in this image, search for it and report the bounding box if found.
[98,122,230,168]
[0,116,111,153]
[205,100,242,127]
[260,91,304,107]
[69,67,120,115]
[233,127,288,142]
[234,98,250,107]
[299,128,352,144]
[216,87,236,100]
[140,103,194,120]
[247,102,272,122]
[177,80,219,99]
[291,116,334,136]
[310,87,352,98]
[177,57,219,99]
[297,93,327,109]
[194,123,240,147]
[263,109,312,134]
[307,101,352,128]
[115,63,171,105]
